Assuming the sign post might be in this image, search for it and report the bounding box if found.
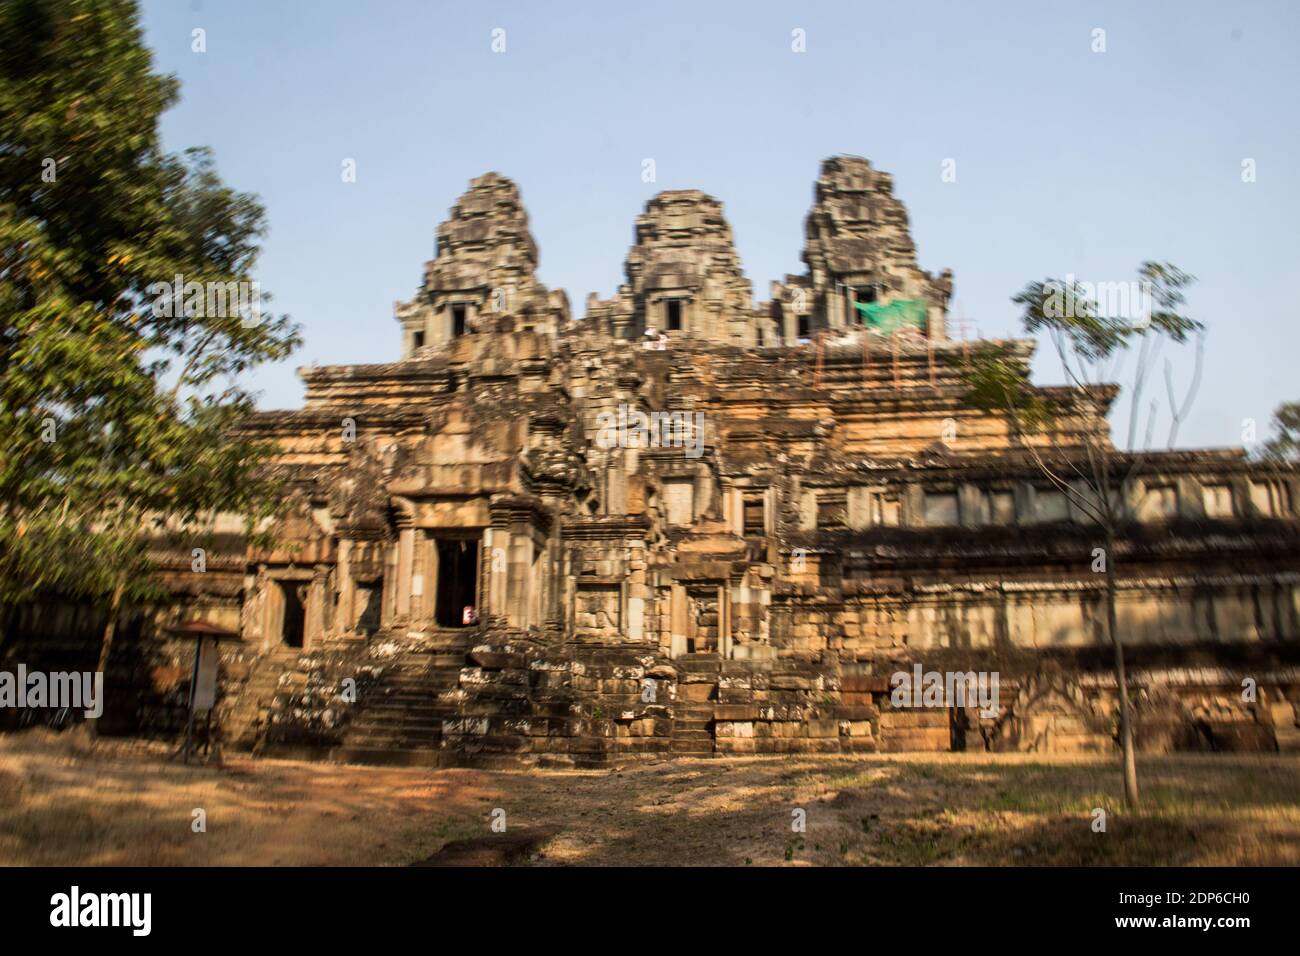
[169,620,241,766]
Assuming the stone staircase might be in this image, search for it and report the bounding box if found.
[669,655,718,757]
[224,646,301,750]
[671,701,716,757]
[329,630,469,767]
[1269,701,1300,753]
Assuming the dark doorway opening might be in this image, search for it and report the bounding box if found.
[665,299,682,331]
[451,304,467,337]
[435,538,480,627]
[356,581,382,635]
[280,581,305,647]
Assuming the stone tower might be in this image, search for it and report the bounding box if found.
[774,155,953,342]
[586,189,767,345]
[394,172,569,357]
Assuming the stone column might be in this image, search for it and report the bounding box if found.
[380,542,397,627]
[337,539,355,637]
[410,530,429,622]
[306,571,326,648]
[506,529,532,629]
[484,527,507,619]
[718,584,732,659]
[670,583,688,657]
[395,524,415,622]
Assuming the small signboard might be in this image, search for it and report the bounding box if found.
[167,619,241,765]
[192,637,220,713]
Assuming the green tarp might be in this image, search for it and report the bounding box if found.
[852,298,928,334]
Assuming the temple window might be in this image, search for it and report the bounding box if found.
[988,490,1016,524]
[1203,483,1234,518]
[1034,487,1070,523]
[1250,479,1291,517]
[923,491,959,526]
[451,303,468,337]
[742,492,766,536]
[1139,484,1178,521]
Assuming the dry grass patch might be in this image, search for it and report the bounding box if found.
[2,731,1297,866]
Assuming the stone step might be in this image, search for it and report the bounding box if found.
[349,714,447,728]
[343,729,442,748]
[373,694,458,706]
[348,711,451,728]
[385,673,463,684]
[1274,727,1300,753]
[344,721,443,738]
[329,746,449,768]
[459,753,533,770]
[675,705,715,715]
[670,741,715,754]
[396,656,466,669]
[357,694,449,708]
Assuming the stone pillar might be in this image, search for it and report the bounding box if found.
[693,468,713,521]
[337,539,355,637]
[395,525,415,622]
[381,541,398,627]
[306,571,327,648]
[484,527,507,619]
[627,540,647,642]
[506,530,532,629]
[410,531,429,622]
[828,285,844,330]
[719,584,732,659]
[670,583,688,657]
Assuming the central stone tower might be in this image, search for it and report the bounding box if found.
[586,189,766,345]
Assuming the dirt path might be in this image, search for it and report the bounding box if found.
[3,731,1298,866]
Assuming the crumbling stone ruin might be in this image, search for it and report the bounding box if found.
[17,156,1299,766]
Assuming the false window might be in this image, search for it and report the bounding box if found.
[742,493,766,536]
[1202,483,1234,518]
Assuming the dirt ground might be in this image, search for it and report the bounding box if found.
[2,729,1298,866]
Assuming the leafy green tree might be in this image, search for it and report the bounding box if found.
[0,0,299,692]
[1263,402,1300,462]
[960,262,1202,808]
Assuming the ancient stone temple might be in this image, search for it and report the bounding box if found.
[32,156,1300,765]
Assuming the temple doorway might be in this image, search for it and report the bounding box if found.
[435,538,480,627]
[279,580,306,647]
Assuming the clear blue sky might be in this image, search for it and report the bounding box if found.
[141,0,1300,450]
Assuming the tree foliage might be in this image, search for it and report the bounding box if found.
[0,0,300,618]
[959,261,1202,808]
[1263,401,1300,463]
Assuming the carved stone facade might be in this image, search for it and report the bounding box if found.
[65,157,1300,765]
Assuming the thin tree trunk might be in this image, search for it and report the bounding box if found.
[88,580,124,739]
[1105,530,1139,807]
